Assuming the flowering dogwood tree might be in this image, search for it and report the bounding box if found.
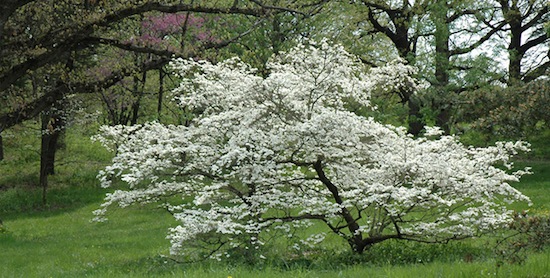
[93,41,531,260]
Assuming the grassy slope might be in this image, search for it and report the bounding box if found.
[1,128,549,277]
[0,205,169,277]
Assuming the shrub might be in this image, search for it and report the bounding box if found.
[495,211,550,265]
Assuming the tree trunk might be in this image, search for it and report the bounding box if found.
[39,101,65,205]
[502,0,524,85]
[508,26,523,85]
[39,164,48,205]
[130,71,146,125]
[39,113,52,205]
[365,2,423,134]
[271,13,284,55]
[39,119,61,205]
[407,96,423,136]
[157,68,164,120]
[432,0,452,134]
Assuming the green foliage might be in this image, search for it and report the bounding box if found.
[458,80,550,138]
[363,240,487,265]
[345,93,409,126]
[495,211,550,265]
[523,130,550,159]
[263,240,488,270]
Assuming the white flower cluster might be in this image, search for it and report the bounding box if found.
[94,40,531,258]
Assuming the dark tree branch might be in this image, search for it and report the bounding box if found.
[446,9,477,23]
[522,5,548,31]
[366,9,397,43]
[260,214,327,222]
[523,60,550,83]
[0,0,34,41]
[0,1,285,94]
[0,42,74,92]
[450,21,507,56]
[361,1,395,13]
[84,37,178,57]
[0,18,266,131]
[0,57,169,132]
[519,33,548,54]
[248,0,307,15]
[312,157,363,251]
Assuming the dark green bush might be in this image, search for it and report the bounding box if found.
[495,211,550,265]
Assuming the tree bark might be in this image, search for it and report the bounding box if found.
[39,99,65,205]
[39,113,53,205]
[505,0,523,85]
[312,158,367,253]
[407,96,424,136]
[157,68,164,121]
[130,71,147,125]
[432,0,452,134]
[498,0,549,85]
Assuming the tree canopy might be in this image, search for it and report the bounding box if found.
[0,0,324,132]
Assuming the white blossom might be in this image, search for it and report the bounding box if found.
[94,41,531,258]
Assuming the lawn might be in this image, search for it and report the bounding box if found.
[1,201,549,277]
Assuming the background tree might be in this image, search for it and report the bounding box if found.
[0,0,325,202]
[355,0,427,134]
[341,0,548,134]
[0,0,323,130]
[495,0,549,84]
[454,0,549,141]
[459,80,550,139]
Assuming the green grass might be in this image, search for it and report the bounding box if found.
[1,205,549,278]
[511,160,550,214]
[1,127,550,277]
[0,204,175,277]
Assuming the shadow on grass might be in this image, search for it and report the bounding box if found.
[0,185,110,220]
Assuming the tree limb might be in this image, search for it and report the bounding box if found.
[0,1,278,93]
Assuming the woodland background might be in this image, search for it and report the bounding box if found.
[0,1,549,277]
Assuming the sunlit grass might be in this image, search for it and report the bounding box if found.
[0,203,175,277]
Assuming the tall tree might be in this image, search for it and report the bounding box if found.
[495,0,549,84]
[427,0,508,132]
[359,0,429,135]
[39,98,66,205]
[350,0,541,133]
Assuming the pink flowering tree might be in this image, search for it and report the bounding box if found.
[87,12,218,125]
[93,41,531,260]
[132,13,217,52]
